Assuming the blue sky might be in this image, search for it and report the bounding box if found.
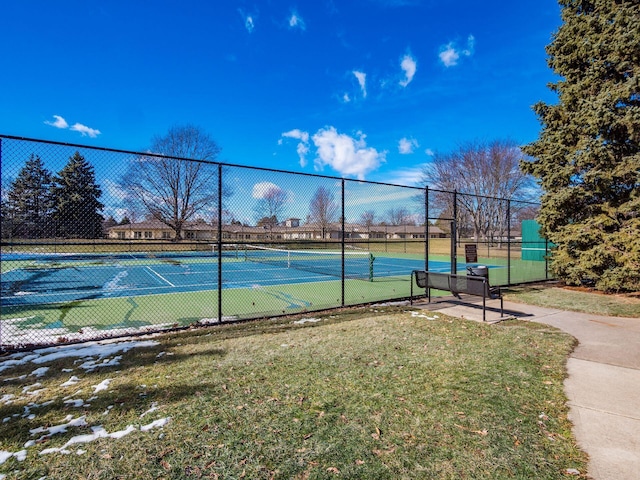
[1,0,561,192]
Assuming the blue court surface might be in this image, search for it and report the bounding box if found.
[1,252,495,307]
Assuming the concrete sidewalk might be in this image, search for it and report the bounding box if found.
[413,296,640,480]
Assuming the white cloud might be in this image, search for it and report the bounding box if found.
[342,93,351,103]
[296,142,309,167]
[103,179,129,200]
[344,184,419,207]
[239,9,255,33]
[281,129,309,143]
[70,123,101,138]
[439,35,475,67]
[44,115,101,138]
[44,115,69,129]
[353,70,367,98]
[463,34,475,56]
[252,182,282,199]
[425,148,434,156]
[398,137,419,154]
[281,129,310,167]
[312,126,385,180]
[399,54,417,87]
[288,11,306,30]
[382,164,428,187]
[439,45,459,67]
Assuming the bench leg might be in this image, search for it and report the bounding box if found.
[482,293,486,322]
[410,272,414,305]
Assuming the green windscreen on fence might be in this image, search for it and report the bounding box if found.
[521,219,549,261]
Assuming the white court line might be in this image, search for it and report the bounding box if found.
[145,266,175,287]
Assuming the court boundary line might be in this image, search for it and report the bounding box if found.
[145,266,175,287]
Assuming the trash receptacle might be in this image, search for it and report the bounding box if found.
[467,265,488,279]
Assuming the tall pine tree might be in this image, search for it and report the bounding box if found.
[522,0,640,292]
[51,151,104,238]
[6,154,54,238]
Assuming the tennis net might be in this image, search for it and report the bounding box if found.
[239,245,374,281]
[211,243,243,258]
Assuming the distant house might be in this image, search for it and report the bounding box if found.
[107,219,215,241]
[108,220,446,241]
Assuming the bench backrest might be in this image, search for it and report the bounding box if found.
[414,270,493,297]
[430,274,453,291]
[451,274,489,297]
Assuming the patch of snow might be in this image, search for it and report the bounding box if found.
[199,316,236,325]
[0,339,160,376]
[14,450,27,461]
[1,317,165,352]
[92,379,112,393]
[60,376,81,387]
[79,356,122,372]
[30,367,49,378]
[410,311,439,320]
[0,449,27,466]
[293,318,322,325]
[372,301,409,307]
[140,417,170,432]
[29,415,88,441]
[140,402,159,418]
[26,389,47,396]
[103,271,128,291]
[22,383,42,394]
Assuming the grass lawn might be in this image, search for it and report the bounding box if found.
[0,306,588,479]
[504,283,640,318]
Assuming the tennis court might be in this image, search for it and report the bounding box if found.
[1,247,494,308]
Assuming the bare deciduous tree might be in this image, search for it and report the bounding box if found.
[308,186,338,239]
[359,210,375,227]
[385,207,414,226]
[421,140,535,241]
[254,186,288,226]
[121,125,226,240]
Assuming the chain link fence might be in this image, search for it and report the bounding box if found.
[1,135,551,350]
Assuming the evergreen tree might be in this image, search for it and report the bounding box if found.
[522,0,640,292]
[51,151,104,238]
[102,215,118,234]
[0,197,12,239]
[6,154,54,238]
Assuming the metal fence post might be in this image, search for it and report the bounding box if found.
[451,190,457,274]
[341,178,345,307]
[217,163,223,323]
[545,238,549,279]
[507,199,511,286]
[425,186,429,272]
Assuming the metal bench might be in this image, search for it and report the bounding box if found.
[410,269,503,322]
